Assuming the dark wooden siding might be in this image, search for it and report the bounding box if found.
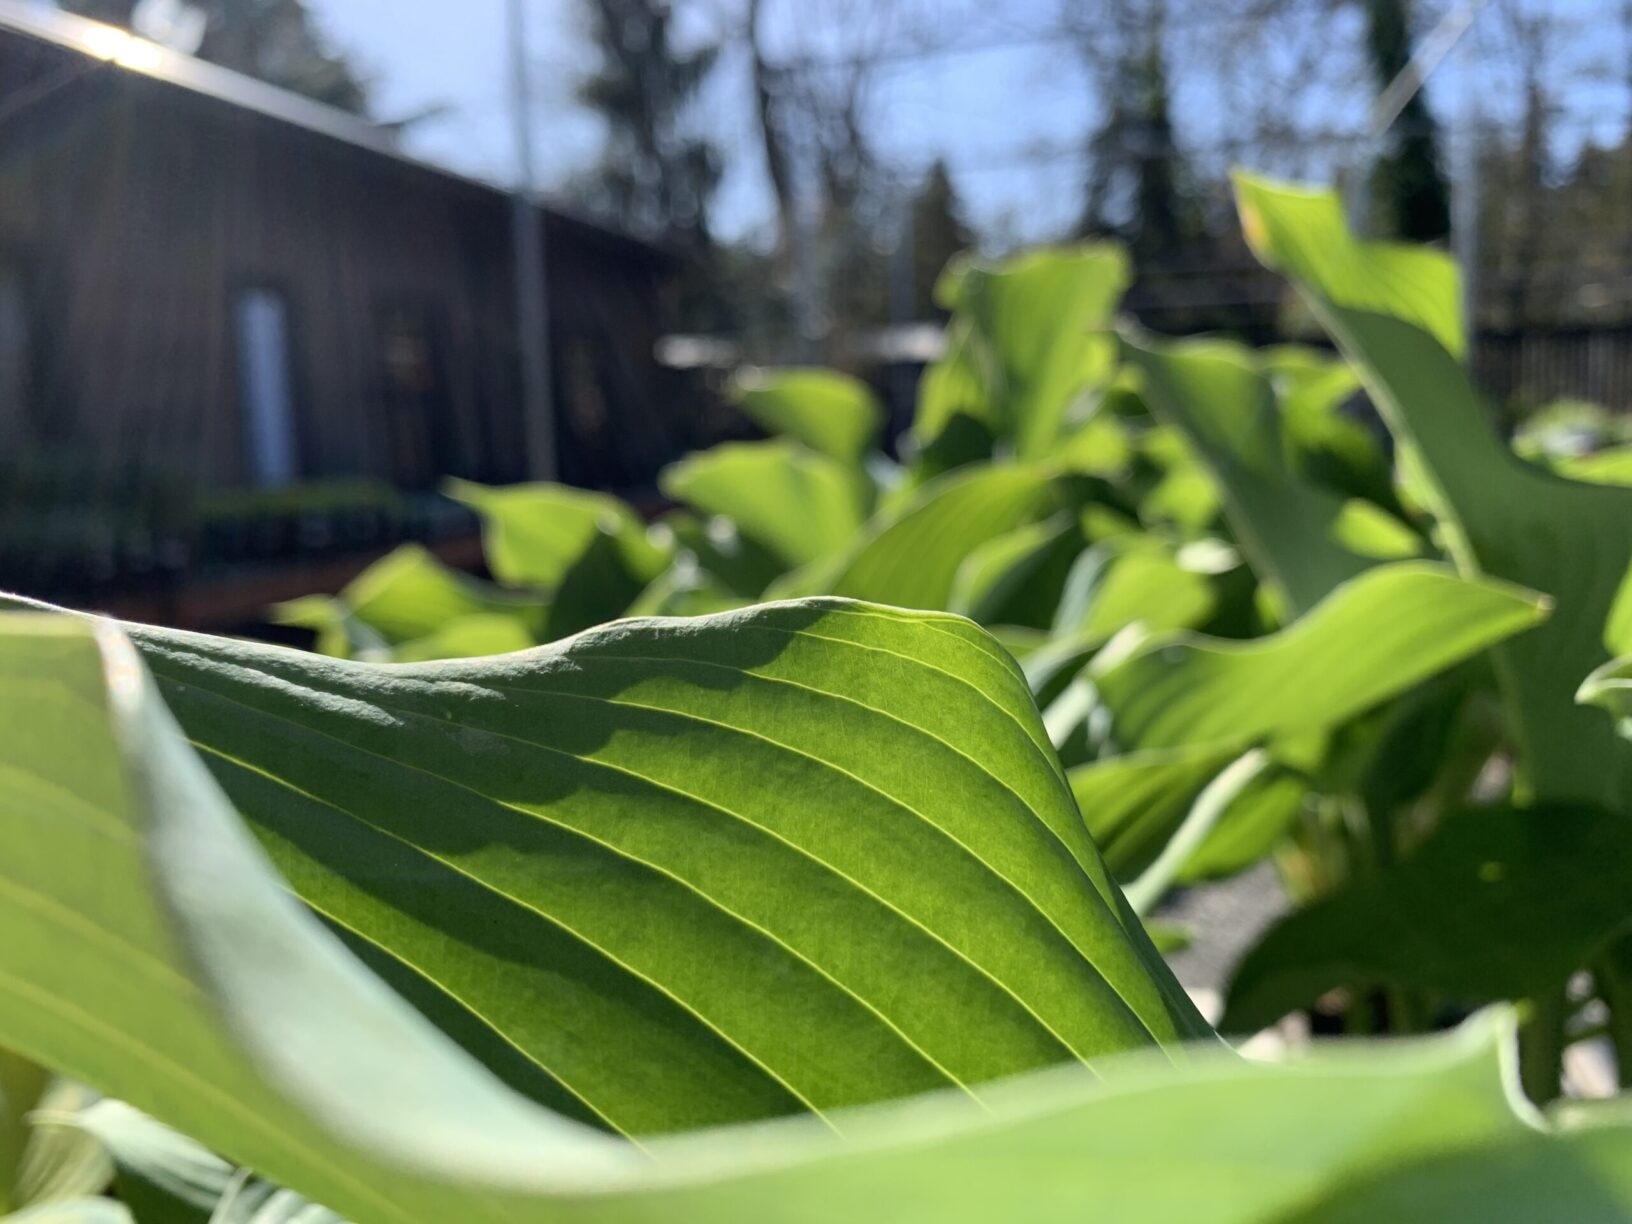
[0,26,690,498]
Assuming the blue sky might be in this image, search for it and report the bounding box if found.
[304,0,1109,244]
[304,0,1627,249]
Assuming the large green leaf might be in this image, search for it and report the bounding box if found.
[1236,174,1632,810]
[775,464,1060,611]
[659,441,871,571]
[3,603,1205,1144]
[1223,805,1632,1033]
[1089,563,1547,753]
[8,619,1632,1222]
[0,665,1626,1224]
[732,369,883,463]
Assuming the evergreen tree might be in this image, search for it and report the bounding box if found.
[59,0,369,114]
[1074,0,1198,259]
[1364,0,1451,242]
[1128,21,1187,259]
[574,0,722,254]
[911,160,973,317]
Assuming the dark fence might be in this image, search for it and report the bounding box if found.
[1474,325,1632,414]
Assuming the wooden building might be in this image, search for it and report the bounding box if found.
[0,2,692,504]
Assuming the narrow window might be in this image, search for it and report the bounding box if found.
[376,304,454,489]
[236,288,298,487]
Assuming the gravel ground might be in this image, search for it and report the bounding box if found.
[1154,861,1288,1029]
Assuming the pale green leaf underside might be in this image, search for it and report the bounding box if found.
[6,1079,111,1215]
[4,1199,131,1223]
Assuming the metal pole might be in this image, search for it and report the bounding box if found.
[888,178,916,423]
[1454,93,1483,344]
[1352,0,1491,236]
[792,191,821,364]
[508,0,556,480]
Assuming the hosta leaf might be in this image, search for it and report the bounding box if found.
[1236,174,1632,810]
[1223,805,1632,1033]
[1136,426,1223,532]
[0,686,1624,1224]
[947,515,1089,630]
[273,546,545,657]
[732,369,883,463]
[1069,746,1307,885]
[657,512,784,600]
[3,602,1206,1145]
[1608,562,1632,656]
[1237,177,1464,358]
[1558,446,1632,487]
[446,482,671,640]
[917,246,1129,459]
[385,615,536,664]
[659,441,871,570]
[1091,563,1547,753]
[1070,747,1235,878]
[1123,336,1390,613]
[778,464,1060,611]
[1054,538,1216,642]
